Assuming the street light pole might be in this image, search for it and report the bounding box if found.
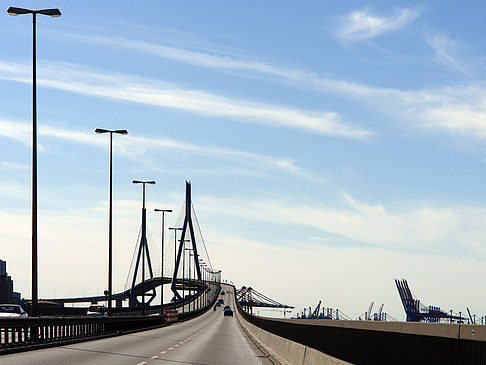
[154,208,172,316]
[200,263,207,307]
[168,227,182,308]
[187,250,194,312]
[132,180,156,316]
[7,6,61,318]
[95,129,127,316]
[181,239,190,314]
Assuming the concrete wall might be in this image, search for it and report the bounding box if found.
[242,314,486,365]
[237,305,351,365]
[276,318,486,342]
[231,285,486,365]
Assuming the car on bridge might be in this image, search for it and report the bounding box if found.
[0,304,28,318]
[217,298,224,305]
[223,306,233,317]
[87,304,107,317]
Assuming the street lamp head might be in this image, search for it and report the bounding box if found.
[39,9,61,17]
[132,180,156,185]
[7,7,31,15]
[95,128,128,135]
[154,209,173,213]
[7,7,61,17]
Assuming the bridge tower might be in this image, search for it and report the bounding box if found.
[128,197,156,308]
[171,181,203,300]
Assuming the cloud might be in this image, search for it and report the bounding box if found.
[0,119,30,144]
[207,225,486,319]
[49,31,486,142]
[426,32,470,76]
[0,60,370,140]
[337,7,421,41]
[0,161,29,171]
[0,119,311,178]
[197,193,486,256]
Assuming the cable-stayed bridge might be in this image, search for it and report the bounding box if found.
[1,182,485,365]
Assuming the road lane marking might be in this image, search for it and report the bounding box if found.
[136,362,147,365]
[152,308,221,362]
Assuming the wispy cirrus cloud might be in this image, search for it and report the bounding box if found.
[0,119,310,177]
[198,192,486,256]
[336,7,421,41]
[0,60,370,140]
[54,31,486,142]
[0,161,28,171]
[426,32,470,76]
[3,34,486,144]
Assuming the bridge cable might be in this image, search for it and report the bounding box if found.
[191,202,212,270]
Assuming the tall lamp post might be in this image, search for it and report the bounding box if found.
[154,208,172,316]
[95,129,127,316]
[168,227,182,277]
[132,180,156,316]
[181,238,190,314]
[199,259,204,310]
[200,262,207,307]
[7,6,61,318]
[189,252,194,311]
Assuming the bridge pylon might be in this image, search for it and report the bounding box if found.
[171,181,203,300]
[128,204,156,308]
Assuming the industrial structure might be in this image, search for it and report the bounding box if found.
[236,286,293,315]
[395,279,467,323]
[293,300,352,320]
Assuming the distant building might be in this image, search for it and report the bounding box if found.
[0,259,20,304]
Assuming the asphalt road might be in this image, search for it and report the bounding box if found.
[0,286,272,365]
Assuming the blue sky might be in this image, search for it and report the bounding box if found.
[1,1,486,319]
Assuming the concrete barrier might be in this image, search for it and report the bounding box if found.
[237,309,351,365]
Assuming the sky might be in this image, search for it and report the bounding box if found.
[1,1,486,321]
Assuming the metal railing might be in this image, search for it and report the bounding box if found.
[0,282,221,354]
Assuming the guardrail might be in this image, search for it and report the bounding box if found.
[0,282,221,354]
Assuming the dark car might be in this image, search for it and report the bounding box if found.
[223,306,233,317]
[217,298,224,305]
[221,291,225,295]
[87,305,107,317]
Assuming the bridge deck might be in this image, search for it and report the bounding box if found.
[2,285,271,364]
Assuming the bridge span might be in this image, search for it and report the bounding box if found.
[0,285,274,365]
